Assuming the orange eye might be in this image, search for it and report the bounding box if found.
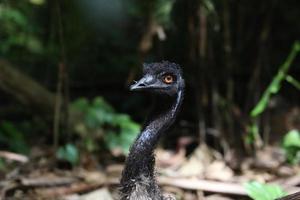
[163,75,174,84]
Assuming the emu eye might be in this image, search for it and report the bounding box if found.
[163,74,174,84]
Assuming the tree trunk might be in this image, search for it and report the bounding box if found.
[0,59,55,117]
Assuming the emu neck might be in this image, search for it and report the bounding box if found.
[120,90,183,197]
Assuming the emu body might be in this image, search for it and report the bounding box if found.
[120,61,184,200]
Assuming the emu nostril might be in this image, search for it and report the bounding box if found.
[130,80,148,91]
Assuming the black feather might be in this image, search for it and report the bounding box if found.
[120,61,184,200]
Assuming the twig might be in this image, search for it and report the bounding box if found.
[37,182,103,197]
[272,175,300,187]
[158,177,300,196]
[53,63,63,149]
[20,177,77,187]
[158,177,247,196]
[0,151,28,163]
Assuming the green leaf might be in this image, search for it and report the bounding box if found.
[154,0,174,25]
[283,130,300,148]
[0,121,29,154]
[250,93,270,117]
[56,143,79,166]
[29,0,45,5]
[84,138,97,152]
[26,36,43,54]
[92,97,114,112]
[246,123,259,144]
[0,7,28,27]
[250,41,300,117]
[286,75,300,90]
[0,5,43,55]
[71,96,140,155]
[71,98,89,112]
[282,130,300,164]
[245,181,287,200]
[104,116,140,154]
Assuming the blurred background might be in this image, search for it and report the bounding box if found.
[0,0,300,199]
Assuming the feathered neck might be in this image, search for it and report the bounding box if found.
[120,89,184,199]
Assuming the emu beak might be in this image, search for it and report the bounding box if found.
[130,75,154,91]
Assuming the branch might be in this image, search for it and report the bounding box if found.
[158,177,300,197]
[0,151,28,163]
[0,59,55,116]
[0,59,80,126]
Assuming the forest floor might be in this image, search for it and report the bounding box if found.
[0,142,300,200]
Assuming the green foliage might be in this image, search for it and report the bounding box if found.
[245,122,263,147]
[245,181,287,200]
[127,0,175,26]
[154,0,174,26]
[283,130,300,164]
[248,42,300,146]
[250,42,300,117]
[104,114,140,154]
[29,0,45,6]
[246,123,260,145]
[0,121,29,154]
[285,75,300,90]
[56,143,79,166]
[72,97,140,155]
[0,2,43,55]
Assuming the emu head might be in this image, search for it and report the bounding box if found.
[130,61,184,96]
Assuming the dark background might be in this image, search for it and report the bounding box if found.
[0,0,299,199]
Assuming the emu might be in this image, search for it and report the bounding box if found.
[120,61,184,200]
[118,61,300,200]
